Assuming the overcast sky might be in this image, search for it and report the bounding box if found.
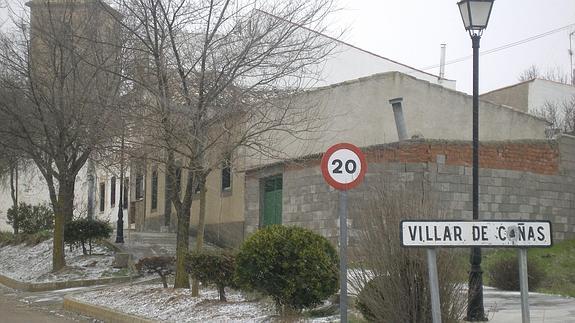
[1,0,574,94]
[328,0,575,94]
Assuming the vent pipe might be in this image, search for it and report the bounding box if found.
[389,97,409,141]
[439,44,446,83]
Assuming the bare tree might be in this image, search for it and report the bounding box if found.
[519,64,571,84]
[0,0,123,271]
[100,0,336,288]
[534,96,575,137]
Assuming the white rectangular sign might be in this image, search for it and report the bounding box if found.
[401,220,552,247]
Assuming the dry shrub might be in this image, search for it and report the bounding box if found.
[136,256,175,288]
[487,256,545,291]
[349,188,466,322]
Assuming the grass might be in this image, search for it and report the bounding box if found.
[482,239,575,297]
[0,230,52,246]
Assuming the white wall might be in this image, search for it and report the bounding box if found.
[528,79,575,112]
[0,166,89,231]
[314,42,456,90]
[0,164,129,232]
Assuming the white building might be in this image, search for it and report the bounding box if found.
[480,78,575,114]
[0,164,130,232]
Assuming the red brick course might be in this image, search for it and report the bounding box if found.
[276,141,559,175]
[364,141,559,175]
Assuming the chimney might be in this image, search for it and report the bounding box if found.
[389,98,408,141]
[439,44,446,83]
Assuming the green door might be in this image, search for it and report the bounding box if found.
[262,176,282,226]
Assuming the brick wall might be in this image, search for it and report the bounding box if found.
[244,136,575,246]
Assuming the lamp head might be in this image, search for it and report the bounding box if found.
[458,0,494,36]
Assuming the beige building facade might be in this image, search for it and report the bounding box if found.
[130,71,548,247]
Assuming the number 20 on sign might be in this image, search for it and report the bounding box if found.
[321,143,367,191]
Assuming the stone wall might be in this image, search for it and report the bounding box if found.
[244,136,575,246]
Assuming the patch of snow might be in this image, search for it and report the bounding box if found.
[73,284,276,322]
[0,239,122,282]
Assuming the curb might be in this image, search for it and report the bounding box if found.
[64,295,156,323]
[0,273,135,292]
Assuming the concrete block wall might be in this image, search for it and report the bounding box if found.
[244,138,575,245]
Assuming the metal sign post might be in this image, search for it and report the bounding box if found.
[518,248,530,323]
[426,248,442,323]
[321,143,367,323]
[339,190,348,323]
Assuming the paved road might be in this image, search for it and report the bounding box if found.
[484,287,575,323]
[0,284,98,323]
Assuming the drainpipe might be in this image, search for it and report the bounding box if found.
[389,97,409,141]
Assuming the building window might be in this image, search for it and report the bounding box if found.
[135,172,143,200]
[99,182,105,212]
[151,168,158,210]
[110,176,116,207]
[123,178,129,209]
[221,155,231,191]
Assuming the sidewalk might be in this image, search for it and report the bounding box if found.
[109,230,218,261]
[483,287,575,323]
[110,230,177,261]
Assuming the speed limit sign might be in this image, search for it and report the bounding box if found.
[321,143,367,191]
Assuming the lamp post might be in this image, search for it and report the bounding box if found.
[115,125,125,243]
[457,0,494,321]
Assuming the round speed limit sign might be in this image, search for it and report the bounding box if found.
[321,143,367,190]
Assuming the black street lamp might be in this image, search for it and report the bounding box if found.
[115,128,125,243]
[457,0,494,321]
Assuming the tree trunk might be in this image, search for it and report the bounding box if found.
[53,197,66,271]
[160,274,168,288]
[174,206,191,288]
[218,284,226,302]
[87,159,95,220]
[191,178,207,296]
[196,181,207,250]
[52,179,75,272]
[9,164,18,235]
[164,151,174,229]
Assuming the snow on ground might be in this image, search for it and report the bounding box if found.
[0,239,122,282]
[74,284,277,322]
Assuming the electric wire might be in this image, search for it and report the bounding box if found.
[420,22,575,71]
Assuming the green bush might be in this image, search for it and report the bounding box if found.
[235,225,339,314]
[135,256,175,288]
[65,219,112,255]
[488,255,545,291]
[7,202,53,234]
[186,250,236,301]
